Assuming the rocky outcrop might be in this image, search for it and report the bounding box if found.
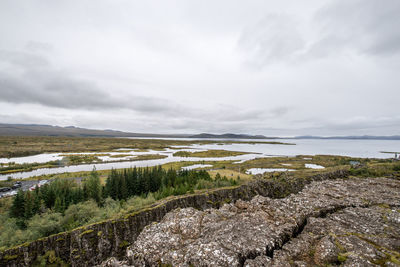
[0,170,350,266]
[106,177,400,266]
[271,205,400,266]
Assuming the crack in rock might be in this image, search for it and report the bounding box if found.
[98,178,400,267]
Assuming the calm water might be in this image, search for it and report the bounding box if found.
[246,168,296,174]
[0,139,399,180]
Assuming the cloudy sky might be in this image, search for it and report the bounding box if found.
[0,0,399,136]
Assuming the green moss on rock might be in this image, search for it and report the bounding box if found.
[3,254,18,261]
[79,229,94,237]
[119,240,130,248]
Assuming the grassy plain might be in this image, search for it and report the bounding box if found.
[173,149,251,158]
[15,154,398,186]
[208,169,252,181]
[0,136,293,158]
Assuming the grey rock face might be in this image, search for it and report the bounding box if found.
[103,177,400,266]
[273,205,400,266]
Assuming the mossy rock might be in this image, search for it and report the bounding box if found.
[79,229,94,237]
[118,240,130,249]
[32,250,69,267]
[3,254,18,261]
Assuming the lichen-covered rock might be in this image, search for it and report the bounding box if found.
[106,177,400,266]
[273,205,400,266]
[243,255,272,267]
[98,257,129,267]
[313,236,339,264]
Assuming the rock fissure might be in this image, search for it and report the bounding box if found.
[107,177,400,267]
[240,205,357,266]
[264,203,400,261]
[262,204,400,266]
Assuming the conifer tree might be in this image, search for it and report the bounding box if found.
[24,191,34,219]
[120,175,128,200]
[10,189,25,218]
[54,196,63,213]
[85,167,102,204]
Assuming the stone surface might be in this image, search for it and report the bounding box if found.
[98,257,129,267]
[273,205,400,266]
[243,255,272,267]
[106,177,400,267]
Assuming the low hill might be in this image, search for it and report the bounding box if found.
[189,133,273,139]
[294,135,400,140]
[0,123,188,138]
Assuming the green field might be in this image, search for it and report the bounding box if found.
[173,149,251,157]
[0,136,293,158]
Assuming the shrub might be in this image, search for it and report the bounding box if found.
[393,164,400,171]
[27,212,63,239]
[62,200,101,230]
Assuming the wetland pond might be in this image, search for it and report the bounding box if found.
[0,138,399,180]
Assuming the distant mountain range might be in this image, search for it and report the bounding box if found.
[0,124,187,138]
[188,133,272,139]
[0,124,268,139]
[293,135,400,140]
[0,123,399,140]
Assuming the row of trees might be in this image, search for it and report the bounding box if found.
[10,166,236,228]
[104,166,212,200]
[10,170,102,227]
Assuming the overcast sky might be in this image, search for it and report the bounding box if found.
[0,0,399,136]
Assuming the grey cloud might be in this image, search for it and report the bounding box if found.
[0,49,181,115]
[237,14,305,67]
[238,0,400,67]
[270,106,289,117]
[285,115,400,136]
[0,1,399,136]
[0,50,49,68]
[194,105,291,124]
[213,108,264,122]
[322,117,400,131]
[313,0,400,56]
[25,41,54,53]
[1,70,127,111]
[0,49,274,128]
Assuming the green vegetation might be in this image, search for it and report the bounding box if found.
[32,250,69,266]
[0,136,292,158]
[0,161,62,175]
[161,160,233,170]
[348,161,400,177]
[61,154,102,164]
[105,166,237,201]
[108,154,132,158]
[173,149,250,158]
[131,154,168,161]
[0,166,238,249]
[208,169,252,181]
[0,179,15,188]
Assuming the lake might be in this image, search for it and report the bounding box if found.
[0,138,399,180]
